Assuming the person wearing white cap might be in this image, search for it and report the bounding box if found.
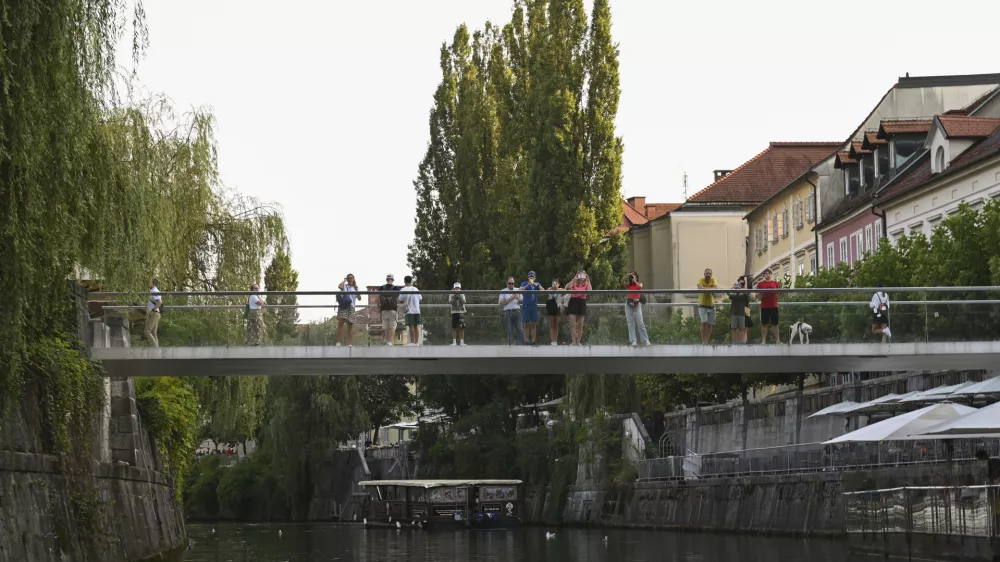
[449,282,467,346]
[377,274,401,345]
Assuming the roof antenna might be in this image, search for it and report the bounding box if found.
[681,169,688,201]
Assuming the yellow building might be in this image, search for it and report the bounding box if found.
[628,143,840,303]
[745,157,837,283]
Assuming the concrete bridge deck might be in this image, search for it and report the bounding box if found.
[90,341,1000,377]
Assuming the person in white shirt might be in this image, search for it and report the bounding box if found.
[398,275,422,345]
[246,283,267,346]
[145,279,162,347]
[870,283,891,342]
[499,277,524,345]
[336,274,359,346]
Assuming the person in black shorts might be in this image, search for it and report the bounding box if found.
[545,279,564,346]
[449,282,467,346]
[565,270,592,345]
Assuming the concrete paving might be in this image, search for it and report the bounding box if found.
[90,341,1000,377]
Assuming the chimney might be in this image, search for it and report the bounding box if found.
[626,196,647,215]
[713,170,733,182]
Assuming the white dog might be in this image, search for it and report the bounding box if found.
[789,321,812,344]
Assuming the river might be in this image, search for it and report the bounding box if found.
[181,524,883,562]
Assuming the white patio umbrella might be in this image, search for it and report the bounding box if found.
[919,401,1000,437]
[951,377,1000,398]
[824,403,978,444]
[900,382,974,403]
[807,400,860,419]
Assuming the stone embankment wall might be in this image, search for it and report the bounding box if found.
[558,462,986,535]
[0,316,186,562]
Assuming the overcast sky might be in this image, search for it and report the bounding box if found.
[124,0,1000,320]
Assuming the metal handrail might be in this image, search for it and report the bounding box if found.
[97,299,1000,311]
[87,286,1000,297]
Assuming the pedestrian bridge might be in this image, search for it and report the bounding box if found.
[90,341,1000,377]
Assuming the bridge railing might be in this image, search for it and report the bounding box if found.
[86,287,1000,348]
[638,437,1000,480]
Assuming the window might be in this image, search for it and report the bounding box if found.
[762,223,769,248]
[796,200,804,228]
[846,167,861,196]
[861,155,875,191]
[781,209,789,238]
[854,233,863,264]
[809,252,817,272]
[934,145,946,173]
[839,237,848,263]
[826,243,835,268]
[797,260,804,276]
[874,221,883,249]
[771,215,779,243]
[805,194,816,222]
[876,144,890,178]
[864,224,873,253]
[893,134,924,168]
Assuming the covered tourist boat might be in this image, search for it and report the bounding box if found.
[358,479,522,530]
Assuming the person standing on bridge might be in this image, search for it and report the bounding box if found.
[696,268,718,345]
[756,268,781,344]
[520,271,543,345]
[145,278,162,347]
[246,283,267,346]
[449,282,467,346]
[399,276,422,346]
[545,278,565,346]
[871,283,891,342]
[728,276,750,345]
[499,277,524,345]
[336,274,359,346]
[378,274,401,345]
[622,271,650,346]
[565,270,592,346]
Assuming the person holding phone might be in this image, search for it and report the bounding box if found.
[728,276,751,345]
[520,271,543,345]
[499,276,524,345]
[622,271,650,346]
[566,270,592,345]
[545,278,565,346]
[336,274,359,346]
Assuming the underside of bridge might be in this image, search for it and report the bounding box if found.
[90,342,1000,377]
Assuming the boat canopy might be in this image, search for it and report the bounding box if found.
[358,479,522,488]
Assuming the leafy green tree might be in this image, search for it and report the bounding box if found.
[358,375,419,444]
[264,247,300,343]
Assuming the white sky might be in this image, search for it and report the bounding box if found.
[123,0,1000,320]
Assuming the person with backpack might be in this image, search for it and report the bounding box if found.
[449,282,467,346]
[871,283,891,342]
[377,274,401,345]
[336,274,359,346]
[246,283,267,346]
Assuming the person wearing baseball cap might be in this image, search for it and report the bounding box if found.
[520,270,543,345]
[449,282,467,346]
[377,273,401,345]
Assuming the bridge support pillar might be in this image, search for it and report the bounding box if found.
[106,317,144,468]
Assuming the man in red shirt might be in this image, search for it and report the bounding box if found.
[757,268,781,344]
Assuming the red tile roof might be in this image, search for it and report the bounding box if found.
[834,151,857,169]
[861,131,887,150]
[937,115,1000,139]
[685,142,841,205]
[848,141,872,160]
[614,200,682,234]
[877,120,932,139]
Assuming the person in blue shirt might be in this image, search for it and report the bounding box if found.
[520,271,543,345]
